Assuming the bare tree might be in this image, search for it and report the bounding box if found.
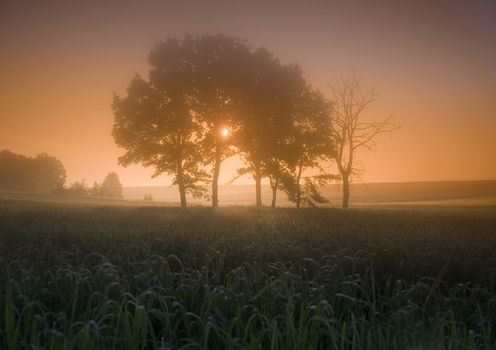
[330,75,399,208]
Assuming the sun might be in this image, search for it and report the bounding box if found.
[221,128,230,137]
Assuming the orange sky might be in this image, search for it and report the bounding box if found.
[1,0,495,186]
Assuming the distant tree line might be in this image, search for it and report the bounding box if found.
[62,173,123,198]
[0,150,123,198]
[0,150,66,192]
[113,35,397,208]
[90,172,123,198]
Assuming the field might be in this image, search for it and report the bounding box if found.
[1,195,496,349]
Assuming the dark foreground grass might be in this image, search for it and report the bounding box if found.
[0,200,496,349]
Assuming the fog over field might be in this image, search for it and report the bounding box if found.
[123,180,496,207]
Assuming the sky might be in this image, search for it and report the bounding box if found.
[1,0,495,186]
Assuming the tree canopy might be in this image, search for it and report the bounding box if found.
[113,35,335,207]
[112,73,207,207]
[91,172,123,198]
[0,150,66,193]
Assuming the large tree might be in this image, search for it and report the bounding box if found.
[112,69,207,207]
[189,35,252,208]
[330,75,399,208]
[115,35,254,208]
[233,49,302,207]
[234,59,335,208]
[280,88,336,208]
[264,64,309,208]
[113,35,335,208]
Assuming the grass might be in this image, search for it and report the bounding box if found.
[0,198,496,349]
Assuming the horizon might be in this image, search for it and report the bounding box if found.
[122,178,496,189]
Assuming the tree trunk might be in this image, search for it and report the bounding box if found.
[342,175,350,209]
[255,164,262,208]
[270,177,279,208]
[296,165,302,208]
[177,160,187,208]
[178,180,187,208]
[212,143,221,208]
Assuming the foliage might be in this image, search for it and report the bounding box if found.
[281,173,341,207]
[1,202,495,349]
[189,34,249,162]
[113,36,336,208]
[189,35,253,207]
[91,172,123,198]
[233,50,299,192]
[90,181,101,196]
[231,51,335,207]
[65,179,89,195]
[112,69,208,207]
[280,88,336,207]
[0,150,66,192]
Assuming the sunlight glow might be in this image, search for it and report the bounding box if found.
[221,128,230,138]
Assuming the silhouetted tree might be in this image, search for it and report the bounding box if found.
[233,58,336,208]
[66,179,88,195]
[279,89,337,207]
[90,181,101,196]
[32,153,66,192]
[233,49,303,207]
[329,75,399,208]
[262,65,305,208]
[92,172,123,198]
[0,150,66,192]
[112,61,208,207]
[187,35,252,208]
[0,150,35,191]
[113,35,338,208]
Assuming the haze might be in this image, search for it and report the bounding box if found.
[1,0,495,186]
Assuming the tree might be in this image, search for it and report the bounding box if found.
[190,35,252,208]
[113,35,255,208]
[0,150,66,192]
[0,150,35,191]
[90,181,101,196]
[112,44,208,207]
[32,153,66,192]
[113,35,337,208]
[263,65,309,208]
[279,88,337,207]
[233,59,336,208]
[233,49,302,207]
[329,75,399,208]
[66,179,88,195]
[94,172,123,198]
